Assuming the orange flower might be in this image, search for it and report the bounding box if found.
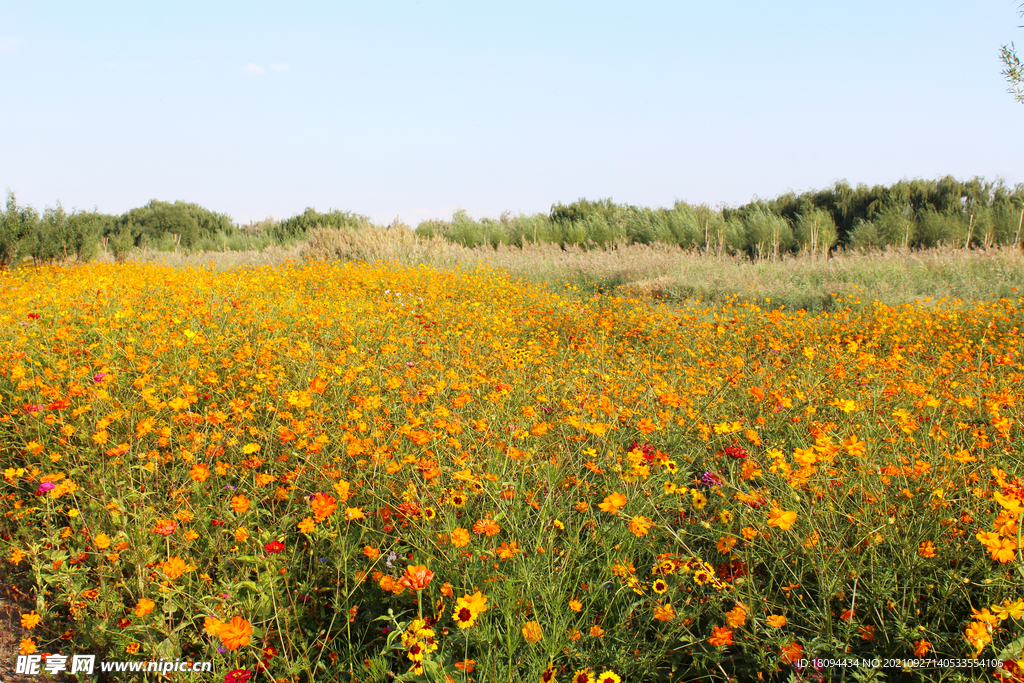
[965,620,991,655]
[598,492,627,514]
[454,659,476,672]
[134,599,155,617]
[522,620,543,643]
[94,534,111,550]
[230,495,251,513]
[708,625,733,647]
[766,507,797,530]
[629,515,653,537]
[310,493,337,520]
[398,565,435,591]
[918,540,936,558]
[725,603,747,628]
[152,519,177,536]
[344,507,365,520]
[990,537,1018,563]
[451,527,471,547]
[914,639,931,657]
[20,612,41,629]
[363,545,380,560]
[19,638,36,655]
[766,614,787,628]
[204,616,225,636]
[653,603,675,622]
[189,463,210,482]
[496,541,520,559]
[297,517,315,533]
[219,616,254,650]
[589,624,604,637]
[780,641,804,665]
[473,519,501,536]
[161,556,187,579]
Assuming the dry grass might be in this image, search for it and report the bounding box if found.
[298,228,1024,309]
[93,242,306,269]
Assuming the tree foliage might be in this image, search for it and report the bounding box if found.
[1001,4,1024,103]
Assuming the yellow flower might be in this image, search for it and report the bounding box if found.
[569,599,583,611]
[298,517,316,534]
[344,507,365,520]
[94,534,111,550]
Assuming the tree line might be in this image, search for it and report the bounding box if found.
[0,193,372,266]
[2,175,1022,267]
[416,176,1024,257]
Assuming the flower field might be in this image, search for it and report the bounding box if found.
[1,260,1023,682]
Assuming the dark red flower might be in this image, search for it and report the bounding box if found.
[224,670,252,683]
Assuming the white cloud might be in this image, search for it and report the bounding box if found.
[242,63,264,75]
[269,63,290,73]
[0,36,24,54]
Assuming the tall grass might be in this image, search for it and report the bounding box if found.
[299,227,1024,309]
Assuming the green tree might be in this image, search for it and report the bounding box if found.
[0,191,39,268]
[1001,4,1024,102]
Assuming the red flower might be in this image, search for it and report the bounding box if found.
[224,670,252,683]
[723,445,748,459]
[211,519,224,527]
[264,541,285,554]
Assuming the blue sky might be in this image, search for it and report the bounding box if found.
[2,1,1023,226]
